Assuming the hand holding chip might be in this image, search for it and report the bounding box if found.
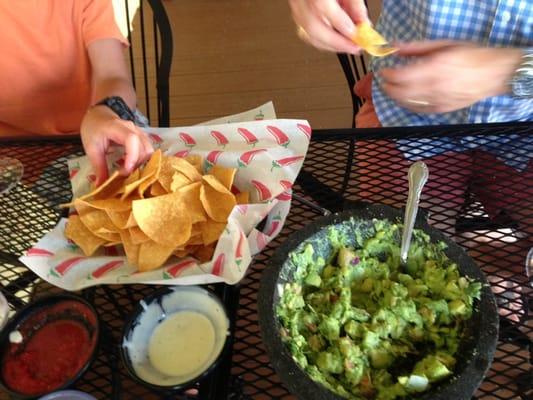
[81,105,154,186]
[288,0,369,54]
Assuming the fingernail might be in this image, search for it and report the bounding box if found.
[346,22,356,36]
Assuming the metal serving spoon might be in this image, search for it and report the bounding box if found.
[400,161,429,264]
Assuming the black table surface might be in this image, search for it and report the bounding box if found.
[0,122,531,400]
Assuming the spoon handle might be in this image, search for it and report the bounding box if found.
[400,161,429,263]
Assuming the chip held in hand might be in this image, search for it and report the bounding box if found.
[63,150,248,272]
[352,22,397,57]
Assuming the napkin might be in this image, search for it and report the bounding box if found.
[19,103,312,290]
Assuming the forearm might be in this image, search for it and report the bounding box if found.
[91,77,137,110]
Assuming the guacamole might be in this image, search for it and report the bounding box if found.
[277,219,481,399]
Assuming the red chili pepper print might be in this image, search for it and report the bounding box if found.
[211,130,229,148]
[174,149,190,158]
[266,216,282,236]
[148,133,163,144]
[69,162,80,180]
[251,180,272,202]
[164,259,196,279]
[238,128,259,147]
[211,253,226,276]
[179,132,196,148]
[26,248,54,257]
[204,150,224,171]
[271,155,305,171]
[235,231,245,266]
[279,180,293,190]
[277,191,292,201]
[256,232,268,251]
[297,123,312,140]
[91,261,123,279]
[267,126,290,148]
[237,149,266,168]
[51,256,85,277]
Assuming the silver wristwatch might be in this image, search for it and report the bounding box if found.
[510,51,533,98]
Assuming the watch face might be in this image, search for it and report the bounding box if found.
[512,74,533,98]
[512,54,533,98]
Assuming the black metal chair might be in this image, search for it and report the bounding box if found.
[121,0,173,127]
[337,53,368,128]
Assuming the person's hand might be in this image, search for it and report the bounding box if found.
[80,106,153,186]
[288,0,369,53]
[379,41,523,114]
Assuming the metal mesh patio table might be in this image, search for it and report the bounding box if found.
[0,122,531,399]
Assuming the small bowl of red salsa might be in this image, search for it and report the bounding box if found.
[0,294,99,399]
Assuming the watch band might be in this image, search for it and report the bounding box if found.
[94,96,137,122]
[510,51,533,99]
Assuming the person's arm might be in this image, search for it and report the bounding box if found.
[379,41,526,114]
[81,38,153,185]
[288,0,369,54]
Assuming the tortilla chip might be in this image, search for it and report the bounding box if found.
[64,215,105,256]
[352,22,397,57]
[75,200,117,233]
[178,182,207,224]
[89,198,132,212]
[150,181,168,196]
[170,172,191,192]
[170,157,202,182]
[64,151,248,272]
[132,192,192,248]
[210,165,237,191]
[78,171,121,201]
[199,218,227,245]
[194,244,216,263]
[129,226,151,245]
[120,229,139,266]
[185,154,203,174]
[200,175,237,222]
[137,149,162,197]
[138,240,176,272]
[106,210,131,229]
[235,191,250,205]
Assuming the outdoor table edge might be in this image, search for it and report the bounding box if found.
[312,121,532,141]
[0,121,530,145]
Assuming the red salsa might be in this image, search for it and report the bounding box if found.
[1,300,97,396]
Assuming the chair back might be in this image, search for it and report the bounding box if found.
[336,0,372,128]
[337,53,368,128]
[117,0,173,127]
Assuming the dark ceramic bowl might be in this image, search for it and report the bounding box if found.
[38,390,96,400]
[0,294,99,400]
[120,286,231,392]
[258,204,498,400]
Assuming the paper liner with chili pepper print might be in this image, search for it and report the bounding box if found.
[20,112,310,290]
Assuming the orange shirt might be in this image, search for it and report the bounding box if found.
[0,0,127,137]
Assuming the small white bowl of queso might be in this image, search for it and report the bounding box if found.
[121,286,230,390]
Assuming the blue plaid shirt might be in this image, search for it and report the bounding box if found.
[370,0,533,170]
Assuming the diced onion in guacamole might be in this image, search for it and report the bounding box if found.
[277,219,481,400]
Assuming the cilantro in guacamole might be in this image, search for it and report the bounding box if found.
[277,219,481,399]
